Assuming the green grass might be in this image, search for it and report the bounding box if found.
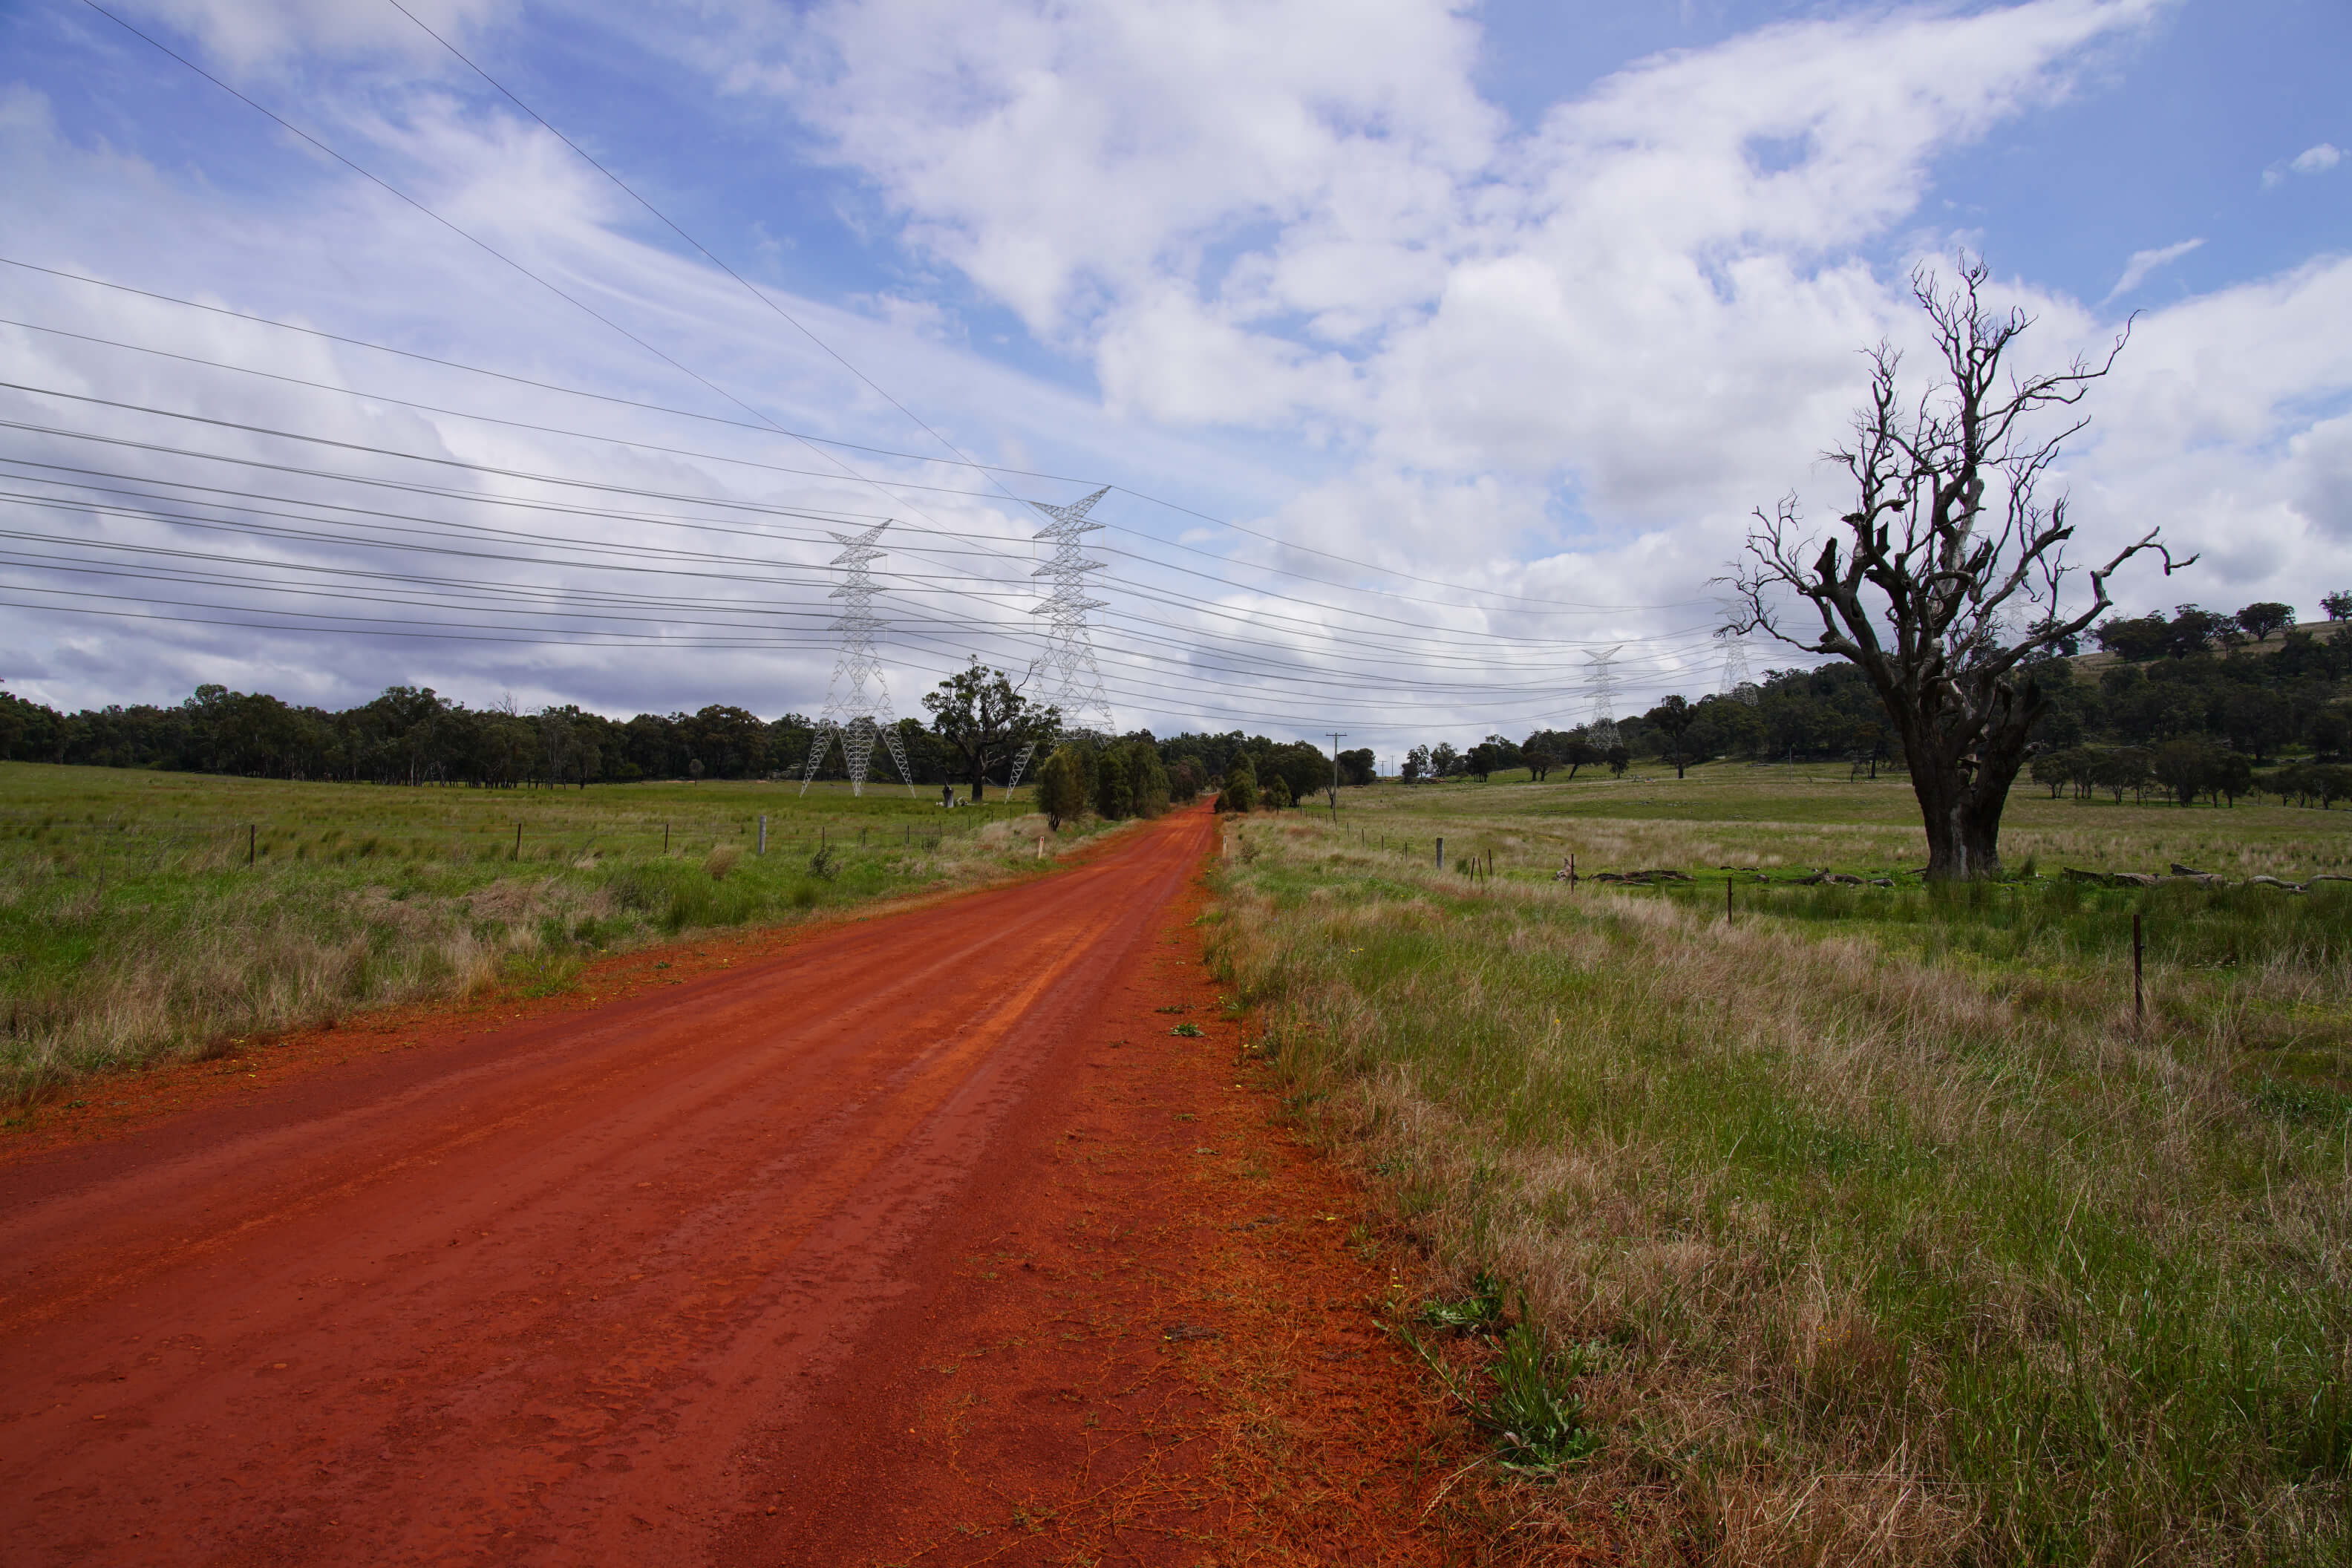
[1343,760,2352,879]
[0,762,1077,1097]
[1212,772,2351,1564]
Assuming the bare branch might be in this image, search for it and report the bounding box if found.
[1728,251,2186,878]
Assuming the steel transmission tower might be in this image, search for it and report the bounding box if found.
[1716,626,1758,704]
[1006,486,1117,791]
[1583,646,1624,751]
[800,522,916,798]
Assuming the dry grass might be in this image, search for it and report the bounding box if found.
[0,765,1094,1099]
[1208,800,2349,1566]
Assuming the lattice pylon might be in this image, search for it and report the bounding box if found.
[1716,627,1759,705]
[800,522,917,798]
[1005,485,1117,792]
[1584,645,1624,751]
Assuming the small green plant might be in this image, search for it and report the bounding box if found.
[1417,1272,1505,1333]
[1400,1316,1598,1474]
[1169,1022,1203,1036]
[806,843,840,881]
[1472,1324,1599,1473]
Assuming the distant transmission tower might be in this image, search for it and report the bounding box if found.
[1716,626,1758,705]
[800,522,915,797]
[1007,486,1117,790]
[1583,646,1624,750]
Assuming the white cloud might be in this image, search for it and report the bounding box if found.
[111,0,500,72]
[13,0,2352,737]
[774,0,2165,534]
[774,0,1500,340]
[2264,141,2342,188]
[2290,142,2343,175]
[2103,236,2201,301]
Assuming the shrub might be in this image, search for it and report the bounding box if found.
[1035,747,1087,829]
[1217,757,1259,814]
[1094,747,1132,819]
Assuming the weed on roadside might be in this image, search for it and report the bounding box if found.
[1402,1316,1598,1477]
[1417,1272,1505,1334]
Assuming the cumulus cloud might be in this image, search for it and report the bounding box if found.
[775,0,1500,339]
[781,0,2163,495]
[10,0,2351,735]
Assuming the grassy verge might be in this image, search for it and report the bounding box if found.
[0,762,1092,1097]
[1209,789,2348,1566]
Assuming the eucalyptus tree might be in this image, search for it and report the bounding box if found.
[1731,258,2194,879]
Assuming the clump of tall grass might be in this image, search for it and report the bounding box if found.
[1210,821,2350,1565]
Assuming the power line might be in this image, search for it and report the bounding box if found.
[4,254,1707,618]
[0,388,1700,659]
[0,258,1081,479]
[10,6,1729,734]
[0,304,1703,619]
[382,0,1015,506]
[370,4,1708,620]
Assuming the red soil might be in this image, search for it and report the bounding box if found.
[0,808,1506,1566]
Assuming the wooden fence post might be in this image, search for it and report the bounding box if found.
[2133,912,2145,1023]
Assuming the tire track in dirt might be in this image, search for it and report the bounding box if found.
[0,808,1515,1567]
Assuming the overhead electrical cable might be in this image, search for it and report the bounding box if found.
[2,313,1701,621]
[381,0,1010,497]
[0,257,1083,480]
[0,430,1721,686]
[369,4,1714,624]
[0,587,1547,734]
[0,318,1054,504]
[0,394,1691,655]
[4,258,1707,615]
[14,17,1715,726]
[71,0,1123,627]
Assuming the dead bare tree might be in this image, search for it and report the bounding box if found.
[1728,257,2195,880]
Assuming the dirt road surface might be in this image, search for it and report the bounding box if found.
[1,809,1491,1566]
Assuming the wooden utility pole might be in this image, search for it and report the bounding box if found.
[1327,732,1345,820]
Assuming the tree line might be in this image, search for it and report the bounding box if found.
[1397,606,2352,791]
[0,664,1359,806]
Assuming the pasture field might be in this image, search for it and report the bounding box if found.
[1212,765,2348,1566]
[0,762,1059,1097]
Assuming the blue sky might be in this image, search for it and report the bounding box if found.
[2,0,2348,749]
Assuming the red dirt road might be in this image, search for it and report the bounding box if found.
[1,809,1485,1566]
